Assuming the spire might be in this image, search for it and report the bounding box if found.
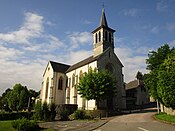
[99,6,108,27]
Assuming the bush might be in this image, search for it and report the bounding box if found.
[33,101,56,121]
[33,101,42,121]
[12,118,39,131]
[59,109,70,121]
[0,112,33,120]
[42,102,50,121]
[69,110,94,120]
[50,103,56,121]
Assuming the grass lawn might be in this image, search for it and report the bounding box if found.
[0,120,53,131]
[155,112,175,124]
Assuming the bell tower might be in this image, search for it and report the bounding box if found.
[92,8,115,57]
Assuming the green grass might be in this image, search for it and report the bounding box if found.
[155,112,175,123]
[0,121,16,131]
[0,120,53,131]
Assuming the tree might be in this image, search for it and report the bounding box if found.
[77,69,116,108]
[144,44,175,108]
[0,88,12,111]
[157,49,175,108]
[144,44,172,100]
[136,71,144,80]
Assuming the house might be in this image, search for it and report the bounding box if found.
[40,8,126,110]
[125,79,150,109]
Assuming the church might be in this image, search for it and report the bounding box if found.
[40,8,126,110]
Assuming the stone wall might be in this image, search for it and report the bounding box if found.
[160,103,175,115]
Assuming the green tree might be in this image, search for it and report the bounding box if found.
[136,71,144,80]
[157,50,175,108]
[77,69,116,108]
[0,88,11,111]
[144,44,172,100]
[144,44,175,109]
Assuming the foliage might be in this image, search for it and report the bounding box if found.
[59,109,70,121]
[0,84,39,111]
[144,44,175,108]
[0,88,12,111]
[11,118,39,131]
[50,103,56,121]
[155,112,175,123]
[33,100,42,121]
[136,71,144,80]
[69,110,93,120]
[157,50,175,108]
[77,69,116,102]
[42,102,50,121]
[33,101,56,121]
[0,112,33,120]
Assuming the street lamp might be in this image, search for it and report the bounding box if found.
[27,97,35,111]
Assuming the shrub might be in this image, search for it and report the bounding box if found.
[50,103,56,121]
[0,112,33,120]
[69,110,94,120]
[59,109,70,121]
[42,102,50,121]
[11,117,39,131]
[33,101,42,121]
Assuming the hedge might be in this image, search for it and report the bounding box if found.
[0,112,33,120]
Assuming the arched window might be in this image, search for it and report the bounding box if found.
[95,33,98,43]
[72,74,75,87]
[105,31,108,41]
[98,31,101,42]
[58,77,63,90]
[45,77,49,99]
[109,33,111,43]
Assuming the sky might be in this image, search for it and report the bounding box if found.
[0,0,175,95]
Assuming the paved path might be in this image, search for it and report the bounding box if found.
[95,109,175,131]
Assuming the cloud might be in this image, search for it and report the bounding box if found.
[64,50,92,65]
[67,32,92,49]
[165,23,175,32]
[150,26,160,34]
[81,20,91,25]
[0,12,44,44]
[156,0,169,12]
[120,8,138,17]
[115,47,148,83]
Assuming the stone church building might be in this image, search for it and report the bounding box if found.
[40,9,126,110]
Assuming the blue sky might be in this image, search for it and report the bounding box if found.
[0,0,175,95]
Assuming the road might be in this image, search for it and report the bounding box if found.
[95,109,175,131]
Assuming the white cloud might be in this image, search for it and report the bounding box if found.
[81,20,91,25]
[121,8,138,17]
[64,50,92,65]
[115,47,148,83]
[156,0,169,12]
[0,12,44,44]
[168,40,175,47]
[151,26,160,34]
[67,32,92,49]
[165,23,175,32]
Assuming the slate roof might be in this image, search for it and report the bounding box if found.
[50,61,70,73]
[100,8,108,27]
[66,55,100,73]
[92,8,115,33]
[125,80,143,90]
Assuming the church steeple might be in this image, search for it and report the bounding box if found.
[99,8,108,27]
[92,8,115,57]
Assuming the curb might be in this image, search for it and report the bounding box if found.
[153,114,175,126]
